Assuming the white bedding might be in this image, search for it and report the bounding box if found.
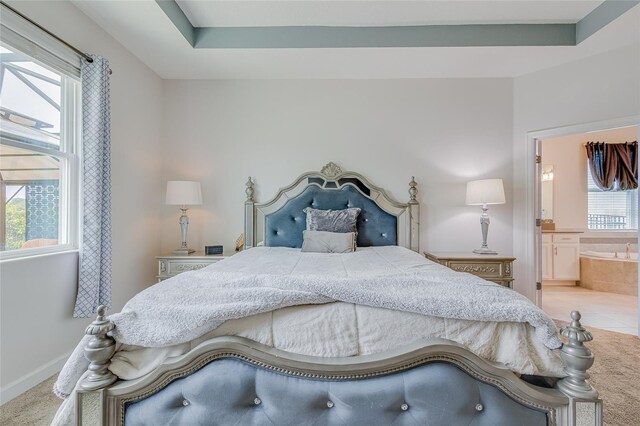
[64,246,564,386]
[105,246,563,380]
[52,246,565,426]
[110,302,564,380]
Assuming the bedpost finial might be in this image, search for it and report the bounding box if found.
[85,305,115,336]
[81,306,117,391]
[408,176,418,203]
[557,310,598,399]
[562,310,593,344]
[245,177,255,202]
[96,304,107,318]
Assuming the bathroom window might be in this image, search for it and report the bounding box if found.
[587,167,638,230]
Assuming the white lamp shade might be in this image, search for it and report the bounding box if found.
[465,179,506,205]
[166,181,203,206]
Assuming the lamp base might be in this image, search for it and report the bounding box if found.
[173,247,195,255]
[473,247,498,255]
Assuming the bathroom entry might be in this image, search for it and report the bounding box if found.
[535,125,638,336]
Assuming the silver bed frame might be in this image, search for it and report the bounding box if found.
[76,162,602,425]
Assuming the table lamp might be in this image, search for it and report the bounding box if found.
[166,181,202,254]
[465,178,505,255]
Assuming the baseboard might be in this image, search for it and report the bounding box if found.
[0,351,70,405]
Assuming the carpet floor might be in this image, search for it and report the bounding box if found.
[0,375,60,426]
[1,326,638,426]
[582,325,640,426]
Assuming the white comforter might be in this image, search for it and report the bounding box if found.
[52,246,565,425]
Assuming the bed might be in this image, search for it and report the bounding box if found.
[56,162,602,426]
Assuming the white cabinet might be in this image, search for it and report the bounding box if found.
[553,243,580,280]
[542,233,580,281]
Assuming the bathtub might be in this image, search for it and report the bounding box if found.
[580,251,638,260]
[579,251,638,296]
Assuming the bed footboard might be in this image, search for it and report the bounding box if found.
[77,309,602,426]
[124,357,547,425]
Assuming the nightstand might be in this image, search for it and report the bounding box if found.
[156,252,233,282]
[424,251,515,288]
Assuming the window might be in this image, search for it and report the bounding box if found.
[587,165,638,230]
[0,44,79,257]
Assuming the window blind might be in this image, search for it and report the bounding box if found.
[587,164,638,229]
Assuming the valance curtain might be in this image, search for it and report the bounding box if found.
[74,55,112,318]
[585,142,617,190]
[586,141,638,191]
[613,141,638,190]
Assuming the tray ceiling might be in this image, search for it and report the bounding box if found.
[67,0,640,79]
[177,1,603,28]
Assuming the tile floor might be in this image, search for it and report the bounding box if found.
[542,285,638,335]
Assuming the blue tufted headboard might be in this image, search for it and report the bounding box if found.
[244,162,420,251]
[265,185,396,248]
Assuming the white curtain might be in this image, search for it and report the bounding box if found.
[74,55,112,318]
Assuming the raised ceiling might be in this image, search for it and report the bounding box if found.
[177,1,603,27]
[70,0,640,79]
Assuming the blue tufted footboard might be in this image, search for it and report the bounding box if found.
[124,357,548,426]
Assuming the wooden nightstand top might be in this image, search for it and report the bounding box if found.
[424,251,515,261]
[156,251,236,260]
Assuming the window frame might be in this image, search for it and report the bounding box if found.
[0,47,81,261]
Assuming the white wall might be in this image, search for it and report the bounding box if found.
[542,126,638,230]
[513,44,640,301]
[160,79,514,258]
[0,1,164,403]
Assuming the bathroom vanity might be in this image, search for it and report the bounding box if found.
[542,231,582,282]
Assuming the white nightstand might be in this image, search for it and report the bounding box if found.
[156,252,234,282]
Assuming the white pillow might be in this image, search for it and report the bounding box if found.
[301,230,356,253]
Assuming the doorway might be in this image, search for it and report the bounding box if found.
[534,125,638,335]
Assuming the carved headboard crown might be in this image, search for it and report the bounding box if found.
[320,161,343,178]
[244,162,419,251]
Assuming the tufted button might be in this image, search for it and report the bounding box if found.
[381,233,387,237]
[364,218,369,222]
[182,399,190,407]
[475,403,483,412]
[254,397,261,405]
[400,403,409,411]
[326,400,334,408]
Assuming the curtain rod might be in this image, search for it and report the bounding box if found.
[1,1,112,74]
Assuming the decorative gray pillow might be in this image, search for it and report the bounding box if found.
[304,207,361,233]
[301,231,356,253]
